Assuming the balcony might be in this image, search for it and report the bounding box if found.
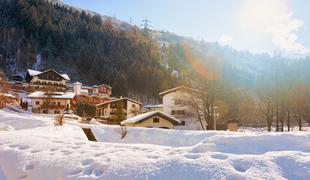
[39,104,66,109]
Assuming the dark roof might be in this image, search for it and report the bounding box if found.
[27,69,70,81]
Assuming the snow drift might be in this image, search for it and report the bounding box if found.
[0,109,310,179]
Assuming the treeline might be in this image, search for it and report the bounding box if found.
[165,42,310,130]
[257,61,310,131]
[0,0,175,101]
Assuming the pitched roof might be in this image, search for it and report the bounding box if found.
[27,69,41,76]
[28,91,75,99]
[93,84,112,89]
[96,97,142,106]
[121,111,181,125]
[27,69,70,81]
[0,93,18,99]
[144,104,163,108]
[159,86,202,96]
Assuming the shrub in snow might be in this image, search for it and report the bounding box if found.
[54,114,65,126]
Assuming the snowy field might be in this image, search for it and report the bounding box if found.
[1,109,310,180]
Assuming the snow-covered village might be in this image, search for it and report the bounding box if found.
[1,0,310,179]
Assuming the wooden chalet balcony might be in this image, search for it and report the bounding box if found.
[31,81,66,87]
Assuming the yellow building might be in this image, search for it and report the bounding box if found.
[121,111,181,129]
[96,97,142,121]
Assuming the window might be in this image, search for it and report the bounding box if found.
[104,109,108,116]
[171,110,185,115]
[171,110,175,115]
[175,99,182,105]
[181,121,186,126]
[55,110,60,114]
[179,110,185,115]
[132,104,136,108]
[36,101,40,105]
[58,102,61,106]
[153,117,160,123]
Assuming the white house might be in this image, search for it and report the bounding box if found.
[159,86,219,130]
[28,91,75,114]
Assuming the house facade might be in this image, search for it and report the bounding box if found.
[92,84,112,98]
[28,91,75,114]
[159,86,214,130]
[96,97,142,121]
[121,111,181,129]
[0,93,19,108]
[26,69,70,91]
[73,82,112,98]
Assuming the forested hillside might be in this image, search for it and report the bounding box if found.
[0,0,175,101]
[154,31,310,127]
[154,31,310,89]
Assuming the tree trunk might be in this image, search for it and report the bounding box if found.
[299,115,302,131]
[267,103,271,132]
[287,110,290,132]
[195,103,205,130]
[276,104,279,132]
[281,110,284,132]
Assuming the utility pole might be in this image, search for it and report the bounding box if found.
[141,17,152,36]
[129,17,133,25]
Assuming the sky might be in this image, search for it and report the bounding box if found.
[63,0,310,55]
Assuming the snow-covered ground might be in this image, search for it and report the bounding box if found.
[1,109,310,179]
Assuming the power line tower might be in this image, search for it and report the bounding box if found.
[129,17,133,24]
[141,17,152,36]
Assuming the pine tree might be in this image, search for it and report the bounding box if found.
[114,102,125,125]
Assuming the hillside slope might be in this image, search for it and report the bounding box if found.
[0,0,174,101]
[153,31,310,89]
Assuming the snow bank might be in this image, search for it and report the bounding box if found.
[1,110,310,179]
[91,125,310,154]
[91,125,231,147]
[0,109,53,130]
[1,127,310,180]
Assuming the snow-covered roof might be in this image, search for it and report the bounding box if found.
[82,86,92,90]
[61,74,70,81]
[27,69,70,81]
[159,86,202,96]
[27,69,41,76]
[0,93,18,99]
[93,84,112,89]
[28,91,75,99]
[121,111,181,125]
[144,104,163,108]
[96,97,142,106]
